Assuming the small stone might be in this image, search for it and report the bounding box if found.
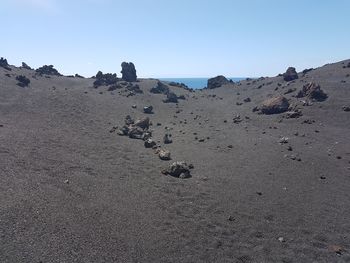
[159,149,171,160]
[64,179,69,184]
[278,237,285,243]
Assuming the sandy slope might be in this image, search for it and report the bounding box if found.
[0,60,350,262]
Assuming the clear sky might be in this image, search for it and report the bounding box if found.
[1,0,349,78]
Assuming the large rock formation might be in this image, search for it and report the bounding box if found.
[261,96,290,114]
[207,75,230,89]
[16,75,30,87]
[36,65,62,76]
[0,57,11,70]
[121,62,137,82]
[296,82,328,101]
[283,67,298,81]
[93,71,118,88]
[21,62,32,70]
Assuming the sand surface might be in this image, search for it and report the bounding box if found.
[1,60,350,262]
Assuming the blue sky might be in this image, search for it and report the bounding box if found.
[1,0,349,77]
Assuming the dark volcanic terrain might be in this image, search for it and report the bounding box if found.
[1,59,350,262]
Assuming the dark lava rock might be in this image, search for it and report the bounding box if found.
[163,134,173,144]
[285,110,303,118]
[21,62,32,70]
[302,68,313,75]
[207,75,230,89]
[125,115,135,126]
[75,74,84,78]
[163,92,178,103]
[128,127,145,139]
[143,106,153,114]
[150,81,170,94]
[121,62,137,82]
[342,106,350,112]
[134,117,150,130]
[162,161,192,179]
[283,67,298,81]
[159,149,171,161]
[261,96,290,114]
[16,75,30,87]
[93,71,117,88]
[36,65,62,76]
[144,139,156,148]
[296,82,327,101]
[0,57,11,70]
[244,97,251,103]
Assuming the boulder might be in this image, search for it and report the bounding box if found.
[143,106,153,114]
[159,149,171,160]
[150,81,169,94]
[162,161,192,178]
[207,75,230,89]
[296,82,327,101]
[121,62,137,82]
[261,96,290,114]
[36,65,62,76]
[117,126,129,136]
[283,67,298,81]
[128,127,144,139]
[134,117,150,130]
[163,92,178,103]
[342,106,350,112]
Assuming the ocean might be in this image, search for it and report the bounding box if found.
[159,78,245,89]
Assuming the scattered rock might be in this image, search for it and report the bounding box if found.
[285,110,302,118]
[283,67,298,81]
[134,117,150,129]
[159,149,171,160]
[121,62,137,82]
[279,137,289,144]
[143,106,153,114]
[243,97,251,103]
[296,82,327,101]
[162,161,191,178]
[284,88,296,94]
[125,115,134,126]
[207,75,230,89]
[163,134,173,144]
[342,106,350,112]
[132,105,137,109]
[233,115,242,123]
[261,96,290,114]
[128,126,145,139]
[16,75,30,87]
[144,138,156,148]
[36,65,62,76]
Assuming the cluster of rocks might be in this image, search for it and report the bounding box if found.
[283,67,298,81]
[296,82,328,101]
[107,81,142,95]
[207,75,230,89]
[36,65,62,76]
[0,57,11,70]
[16,75,30,87]
[121,62,137,82]
[116,115,192,178]
[150,81,185,103]
[260,96,290,114]
[93,71,118,88]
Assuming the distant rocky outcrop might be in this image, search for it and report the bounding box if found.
[261,96,290,114]
[207,75,230,89]
[16,75,30,87]
[93,71,118,88]
[21,62,32,70]
[296,82,328,101]
[283,67,298,81]
[150,81,170,94]
[163,92,178,103]
[121,62,137,82]
[0,57,11,70]
[36,65,62,76]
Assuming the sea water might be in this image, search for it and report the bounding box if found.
[159,78,245,89]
